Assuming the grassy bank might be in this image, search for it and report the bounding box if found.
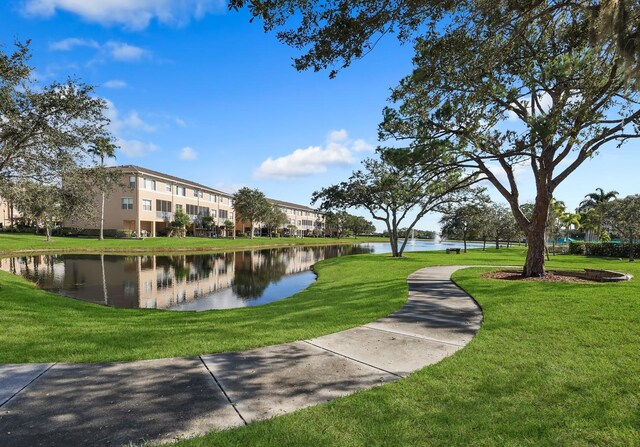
[2,247,639,444]
[2,248,522,363]
[172,254,640,447]
[0,233,388,256]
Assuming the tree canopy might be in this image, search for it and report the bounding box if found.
[233,1,640,276]
[313,146,479,256]
[601,194,640,261]
[232,187,271,238]
[0,41,109,183]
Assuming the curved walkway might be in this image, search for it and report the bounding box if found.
[0,266,482,447]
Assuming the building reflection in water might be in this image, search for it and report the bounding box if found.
[0,245,373,311]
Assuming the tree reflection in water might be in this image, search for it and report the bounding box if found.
[0,244,376,310]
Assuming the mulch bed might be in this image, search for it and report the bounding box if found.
[482,269,596,283]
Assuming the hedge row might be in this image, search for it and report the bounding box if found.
[56,227,134,238]
[569,241,640,258]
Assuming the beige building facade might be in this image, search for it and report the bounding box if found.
[0,197,15,229]
[67,165,235,237]
[65,165,324,238]
[269,198,325,237]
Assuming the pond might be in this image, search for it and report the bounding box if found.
[0,240,481,311]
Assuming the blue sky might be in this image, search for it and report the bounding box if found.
[2,0,638,232]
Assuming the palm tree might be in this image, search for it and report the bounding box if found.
[578,188,619,212]
[578,188,619,240]
[88,137,118,240]
[560,212,581,243]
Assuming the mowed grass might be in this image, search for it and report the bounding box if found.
[4,247,520,363]
[0,233,387,255]
[2,247,639,445]
[169,253,640,447]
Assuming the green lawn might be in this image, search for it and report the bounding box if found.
[1,246,638,445]
[3,247,519,363]
[169,253,639,447]
[0,233,388,255]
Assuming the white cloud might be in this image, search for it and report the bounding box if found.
[174,117,188,127]
[116,138,158,158]
[103,79,127,89]
[49,37,99,51]
[124,111,156,132]
[180,146,197,161]
[24,0,225,30]
[329,129,348,142]
[105,41,148,61]
[253,129,372,180]
[352,138,375,152]
[104,100,156,133]
[50,37,149,63]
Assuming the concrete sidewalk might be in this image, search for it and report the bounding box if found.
[0,265,482,446]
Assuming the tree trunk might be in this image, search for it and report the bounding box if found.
[463,230,468,253]
[523,226,547,276]
[101,254,108,305]
[629,230,635,262]
[99,192,105,240]
[495,233,499,250]
[386,221,399,257]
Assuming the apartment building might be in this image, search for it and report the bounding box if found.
[0,197,16,229]
[67,165,235,237]
[269,198,325,237]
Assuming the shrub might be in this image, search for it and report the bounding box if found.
[576,242,640,258]
[568,242,585,255]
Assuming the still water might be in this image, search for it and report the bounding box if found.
[1,240,478,311]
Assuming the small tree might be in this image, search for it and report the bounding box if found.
[323,211,351,238]
[10,170,102,242]
[347,215,375,238]
[224,219,235,238]
[232,187,271,239]
[560,213,581,242]
[87,137,118,240]
[601,195,640,262]
[440,195,491,253]
[262,205,288,238]
[171,209,191,237]
[578,188,619,240]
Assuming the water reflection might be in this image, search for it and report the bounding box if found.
[0,245,373,311]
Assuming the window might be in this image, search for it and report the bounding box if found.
[129,176,136,188]
[121,198,133,210]
[210,194,216,202]
[175,204,183,211]
[220,197,225,204]
[142,199,152,211]
[176,186,186,196]
[219,209,228,219]
[187,205,210,216]
[165,183,172,192]
[143,178,156,190]
[156,200,172,213]
[193,189,203,198]
[211,209,217,218]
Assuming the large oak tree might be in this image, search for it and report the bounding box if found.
[233,0,640,275]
